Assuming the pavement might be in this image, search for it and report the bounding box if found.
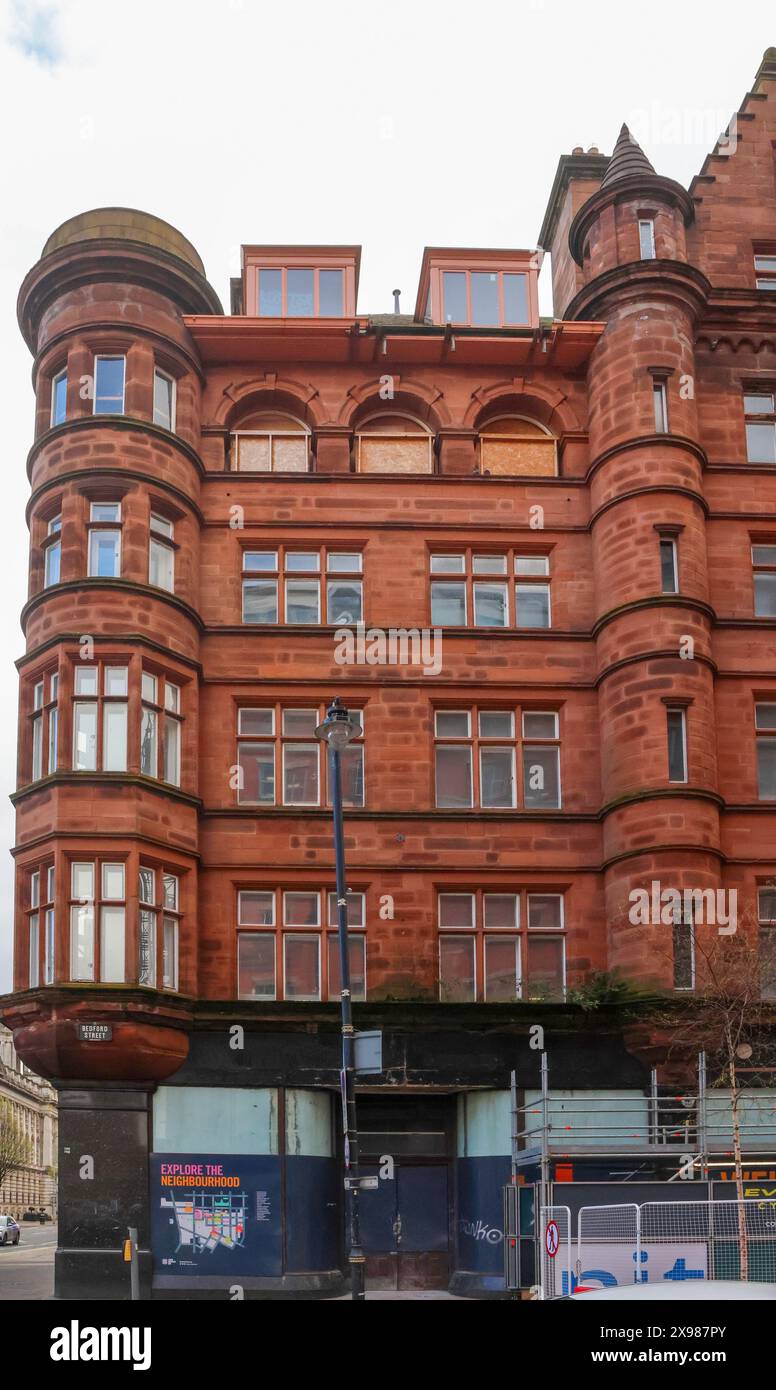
[0,1230,470,1300]
[0,1224,56,1300]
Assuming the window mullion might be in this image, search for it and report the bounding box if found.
[471,707,480,808]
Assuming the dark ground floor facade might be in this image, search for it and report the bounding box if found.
[26,1003,774,1299]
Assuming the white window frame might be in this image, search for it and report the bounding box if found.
[50,370,67,427]
[87,510,122,579]
[659,536,679,594]
[666,706,688,784]
[153,369,177,431]
[283,932,321,1002]
[149,518,175,593]
[653,379,669,433]
[438,934,477,1001]
[93,355,126,414]
[437,892,476,930]
[638,218,656,259]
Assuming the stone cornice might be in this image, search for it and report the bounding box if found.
[27,415,205,482]
[16,632,203,675]
[566,259,711,324]
[20,577,203,636]
[586,431,707,482]
[11,771,203,811]
[27,467,205,527]
[594,648,718,687]
[590,483,709,525]
[592,593,715,638]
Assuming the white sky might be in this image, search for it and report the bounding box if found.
[0,0,773,991]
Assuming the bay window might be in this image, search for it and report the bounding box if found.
[51,370,67,427]
[141,671,182,785]
[43,514,61,587]
[139,866,180,990]
[72,663,128,772]
[153,369,176,431]
[149,513,175,592]
[69,858,126,983]
[87,501,122,578]
[27,864,54,987]
[93,356,125,414]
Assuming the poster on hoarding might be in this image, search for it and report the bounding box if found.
[150,1154,282,1277]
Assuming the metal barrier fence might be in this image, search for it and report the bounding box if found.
[536,1199,776,1297]
[538,1204,571,1300]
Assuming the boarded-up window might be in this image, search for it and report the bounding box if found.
[233,413,309,472]
[479,417,556,476]
[357,414,433,474]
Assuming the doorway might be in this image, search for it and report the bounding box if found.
[356,1095,453,1291]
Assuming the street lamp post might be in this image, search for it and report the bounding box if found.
[315,697,366,1302]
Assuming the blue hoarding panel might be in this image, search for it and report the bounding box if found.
[399,1166,448,1252]
[285,1156,340,1271]
[456,1156,510,1277]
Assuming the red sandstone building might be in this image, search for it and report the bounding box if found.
[3,52,776,1298]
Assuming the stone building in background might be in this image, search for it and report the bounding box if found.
[1,49,776,1299]
[0,1025,57,1218]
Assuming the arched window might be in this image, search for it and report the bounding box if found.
[479,416,556,477]
[232,412,311,472]
[355,413,434,474]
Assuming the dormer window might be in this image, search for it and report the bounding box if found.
[416,250,539,329]
[258,266,342,316]
[442,269,529,327]
[242,248,359,318]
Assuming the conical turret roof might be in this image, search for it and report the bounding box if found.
[600,124,656,188]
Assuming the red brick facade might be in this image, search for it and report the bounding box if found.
[5,51,776,1082]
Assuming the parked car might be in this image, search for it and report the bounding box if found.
[0,1216,20,1247]
[571,1279,776,1301]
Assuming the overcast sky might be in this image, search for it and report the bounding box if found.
[0,0,772,991]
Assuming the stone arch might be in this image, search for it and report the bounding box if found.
[215,375,326,431]
[464,381,582,436]
[337,376,451,431]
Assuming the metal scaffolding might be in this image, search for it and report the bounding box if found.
[510,1051,776,1197]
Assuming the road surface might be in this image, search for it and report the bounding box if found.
[0,1224,56,1300]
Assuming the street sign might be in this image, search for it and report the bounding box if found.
[545,1220,560,1259]
[354,1030,382,1075]
[77,1023,113,1042]
[344,1176,379,1191]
